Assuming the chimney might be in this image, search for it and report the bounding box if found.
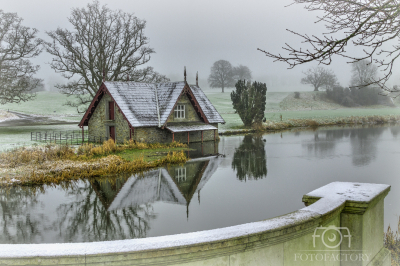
[184,66,186,82]
[103,69,105,82]
[196,71,198,86]
[127,74,129,82]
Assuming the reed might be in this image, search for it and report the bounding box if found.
[384,218,400,266]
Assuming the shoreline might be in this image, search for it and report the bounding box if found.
[219,114,400,135]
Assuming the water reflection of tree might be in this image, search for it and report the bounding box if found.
[390,126,400,138]
[0,187,44,243]
[304,131,344,158]
[231,135,267,181]
[303,126,385,166]
[54,179,157,242]
[350,127,385,166]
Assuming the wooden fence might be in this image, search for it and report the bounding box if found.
[30,130,87,145]
[31,130,112,145]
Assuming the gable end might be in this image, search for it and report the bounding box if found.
[79,83,133,129]
[162,83,209,127]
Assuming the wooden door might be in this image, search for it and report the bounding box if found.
[109,101,114,120]
[109,126,115,141]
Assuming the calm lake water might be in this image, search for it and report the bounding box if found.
[1,124,400,244]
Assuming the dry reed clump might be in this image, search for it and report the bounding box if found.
[0,144,75,168]
[123,139,187,150]
[384,218,400,266]
[17,151,187,186]
[77,139,119,157]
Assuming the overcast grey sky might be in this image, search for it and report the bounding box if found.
[1,0,399,91]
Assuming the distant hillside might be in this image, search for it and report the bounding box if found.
[280,91,398,111]
[0,91,81,117]
[280,92,344,111]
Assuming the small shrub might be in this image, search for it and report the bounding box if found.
[305,120,319,127]
[294,92,300,99]
[77,143,95,156]
[101,139,118,154]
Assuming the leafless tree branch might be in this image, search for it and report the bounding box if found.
[258,0,400,96]
[44,1,169,109]
[0,10,42,104]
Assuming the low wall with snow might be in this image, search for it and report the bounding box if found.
[0,182,391,266]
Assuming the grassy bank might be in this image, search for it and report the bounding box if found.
[219,115,400,135]
[0,140,189,186]
[262,114,400,130]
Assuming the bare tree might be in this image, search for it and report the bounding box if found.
[0,10,42,105]
[232,65,252,82]
[301,67,338,91]
[258,0,400,95]
[30,80,45,93]
[208,60,234,93]
[350,60,378,87]
[44,1,169,112]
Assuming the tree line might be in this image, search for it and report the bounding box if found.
[300,60,389,106]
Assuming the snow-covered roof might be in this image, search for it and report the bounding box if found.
[108,169,186,211]
[107,156,222,211]
[189,85,225,124]
[98,81,224,128]
[166,123,217,133]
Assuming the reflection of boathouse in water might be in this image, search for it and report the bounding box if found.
[91,155,221,217]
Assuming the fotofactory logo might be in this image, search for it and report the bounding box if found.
[294,225,371,263]
[313,225,351,248]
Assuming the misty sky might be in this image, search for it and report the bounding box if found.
[2,0,399,91]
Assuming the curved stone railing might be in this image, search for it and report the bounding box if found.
[0,182,391,266]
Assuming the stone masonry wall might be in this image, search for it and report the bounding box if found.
[115,106,130,144]
[88,93,130,144]
[88,94,108,142]
[132,124,218,144]
[133,127,170,143]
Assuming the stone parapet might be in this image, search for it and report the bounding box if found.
[0,182,391,265]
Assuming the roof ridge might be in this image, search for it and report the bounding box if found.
[154,85,161,127]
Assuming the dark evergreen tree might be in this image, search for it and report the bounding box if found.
[230,80,267,127]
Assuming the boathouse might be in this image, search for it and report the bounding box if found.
[78,72,225,144]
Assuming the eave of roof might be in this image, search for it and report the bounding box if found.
[165,123,217,133]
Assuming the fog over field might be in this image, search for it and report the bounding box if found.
[2,0,400,92]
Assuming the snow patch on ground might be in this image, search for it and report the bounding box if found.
[0,110,19,122]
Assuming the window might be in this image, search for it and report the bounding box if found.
[175,167,186,182]
[174,104,185,119]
